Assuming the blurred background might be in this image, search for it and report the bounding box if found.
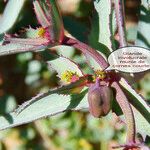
[0,0,150,149]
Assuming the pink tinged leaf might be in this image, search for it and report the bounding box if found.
[63,36,108,70]
[85,52,107,71]
[0,43,46,56]
[33,0,51,28]
[34,0,64,44]
[4,36,49,46]
[46,0,64,43]
[111,81,136,144]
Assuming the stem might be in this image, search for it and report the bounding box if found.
[62,36,108,70]
[112,1,138,145]
[114,0,127,47]
[111,81,136,144]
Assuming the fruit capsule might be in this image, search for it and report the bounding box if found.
[88,81,113,118]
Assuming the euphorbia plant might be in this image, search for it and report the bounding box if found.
[0,0,150,149]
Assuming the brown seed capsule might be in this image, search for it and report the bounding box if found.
[88,80,113,118]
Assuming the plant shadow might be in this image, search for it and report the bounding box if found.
[67,89,88,110]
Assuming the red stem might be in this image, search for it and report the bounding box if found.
[111,81,136,144]
[62,36,108,70]
[113,0,127,47]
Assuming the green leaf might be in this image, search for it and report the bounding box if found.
[119,78,150,136]
[126,25,138,42]
[87,0,114,70]
[0,43,46,56]
[25,27,39,38]
[0,89,88,130]
[0,0,26,34]
[89,0,114,55]
[47,56,83,79]
[135,0,150,48]
[55,45,75,58]
[133,107,150,138]
[15,76,89,114]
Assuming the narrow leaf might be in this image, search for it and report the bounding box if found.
[34,0,64,43]
[88,0,113,70]
[119,78,150,136]
[0,43,46,56]
[119,78,150,122]
[63,36,108,70]
[90,0,113,52]
[4,37,49,45]
[85,52,107,71]
[132,107,150,138]
[0,90,88,130]
[15,77,89,114]
[33,0,51,28]
[0,0,26,34]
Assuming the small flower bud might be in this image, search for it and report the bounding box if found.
[88,79,113,118]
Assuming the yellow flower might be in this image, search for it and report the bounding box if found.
[37,27,46,37]
[61,70,83,94]
[95,70,106,80]
[61,70,79,83]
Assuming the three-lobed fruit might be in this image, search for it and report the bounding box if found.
[88,82,113,118]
